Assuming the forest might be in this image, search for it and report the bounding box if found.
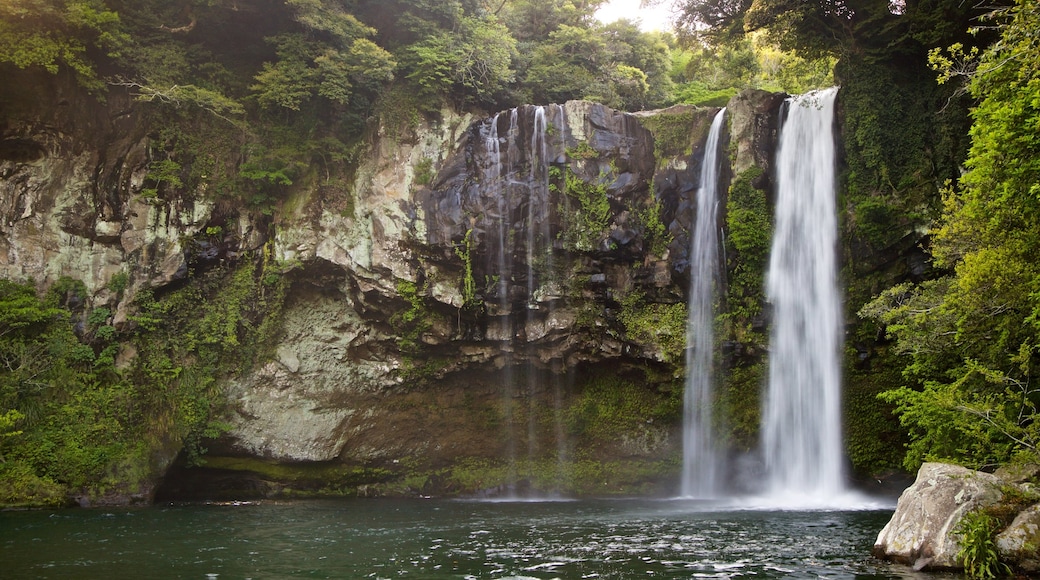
[0,0,1038,507]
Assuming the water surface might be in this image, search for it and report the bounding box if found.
[2,498,926,579]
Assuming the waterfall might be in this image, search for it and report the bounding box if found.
[762,87,845,502]
[525,106,549,471]
[482,105,566,497]
[681,108,727,499]
[483,111,519,491]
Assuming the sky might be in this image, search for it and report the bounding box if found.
[594,0,677,32]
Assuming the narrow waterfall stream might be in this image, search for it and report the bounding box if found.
[762,87,845,503]
[482,105,566,497]
[681,108,727,498]
[525,105,551,484]
[482,111,519,490]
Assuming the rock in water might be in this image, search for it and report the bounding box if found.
[873,462,1003,569]
[996,504,1040,572]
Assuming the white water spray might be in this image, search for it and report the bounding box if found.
[681,108,727,498]
[762,87,845,503]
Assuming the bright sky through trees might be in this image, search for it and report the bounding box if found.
[595,0,675,31]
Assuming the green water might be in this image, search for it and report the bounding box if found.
[1,499,927,579]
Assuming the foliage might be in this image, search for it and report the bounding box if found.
[671,83,737,107]
[0,0,127,92]
[249,1,395,112]
[413,156,434,186]
[453,230,478,310]
[401,16,516,105]
[514,14,674,110]
[617,291,688,364]
[717,363,762,451]
[0,408,25,459]
[862,0,1040,471]
[638,194,672,257]
[955,510,1009,579]
[501,0,606,43]
[198,456,392,496]
[638,108,699,159]
[844,348,908,474]
[139,158,183,200]
[0,256,289,505]
[552,164,612,252]
[391,280,431,355]
[838,58,967,243]
[720,168,769,340]
[523,24,605,105]
[565,370,682,446]
[598,21,674,109]
[668,32,833,102]
[250,28,395,112]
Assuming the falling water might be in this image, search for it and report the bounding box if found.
[483,111,519,492]
[483,106,567,496]
[762,87,845,502]
[681,108,727,499]
[525,106,549,468]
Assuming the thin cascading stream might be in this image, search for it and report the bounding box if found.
[547,104,570,492]
[484,106,567,497]
[681,107,727,499]
[525,106,547,469]
[762,87,845,501]
[484,111,519,494]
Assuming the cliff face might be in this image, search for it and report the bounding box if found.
[212,99,731,496]
[1,74,906,502]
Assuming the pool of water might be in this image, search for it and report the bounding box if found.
[1,498,933,579]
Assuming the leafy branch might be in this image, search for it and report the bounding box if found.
[110,78,245,127]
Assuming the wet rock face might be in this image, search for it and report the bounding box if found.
[0,76,248,322]
[2,81,793,494]
[222,100,731,467]
[417,102,656,251]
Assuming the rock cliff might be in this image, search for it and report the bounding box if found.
[1,75,905,502]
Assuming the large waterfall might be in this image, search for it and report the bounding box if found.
[762,87,845,503]
[681,108,727,498]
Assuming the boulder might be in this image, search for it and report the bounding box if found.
[996,503,1040,572]
[873,462,1003,569]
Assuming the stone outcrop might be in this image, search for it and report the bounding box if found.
[874,462,1040,573]
[997,505,1040,572]
[873,463,1003,569]
[222,100,723,472]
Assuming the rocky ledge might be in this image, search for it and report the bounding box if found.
[874,462,1040,573]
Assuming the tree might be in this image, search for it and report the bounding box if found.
[863,0,1040,469]
[401,16,516,104]
[251,1,395,112]
[523,24,606,104]
[501,0,606,42]
[601,20,674,108]
[0,409,24,462]
[675,0,994,61]
[0,0,127,91]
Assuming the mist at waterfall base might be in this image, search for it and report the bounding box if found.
[1,499,917,579]
[678,88,877,510]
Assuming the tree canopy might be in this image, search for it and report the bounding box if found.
[863,0,1040,470]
